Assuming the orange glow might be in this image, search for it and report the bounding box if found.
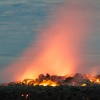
[19,73,100,87]
[96,79,100,83]
[86,74,100,85]
[20,0,91,80]
[22,78,59,87]
[0,0,92,82]
[39,80,58,87]
[81,83,87,86]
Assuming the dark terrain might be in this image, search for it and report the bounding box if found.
[0,85,100,100]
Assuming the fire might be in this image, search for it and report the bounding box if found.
[84,74,100,84]
[96,79,100,83]
[22,79,59,87]
[0,0,93,83]
[81,83,87,86]
[21,73,60,87]
[89,78,100,84]
[39,80,58,87]
[22,78,59,87]
[13,73,100,87]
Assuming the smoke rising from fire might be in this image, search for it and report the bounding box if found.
[0,0,94,82]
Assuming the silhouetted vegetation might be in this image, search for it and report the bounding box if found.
[0,85,100,100]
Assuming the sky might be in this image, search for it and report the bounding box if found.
[0,0,100,83]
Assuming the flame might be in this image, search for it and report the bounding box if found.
[39,80,58,87]
[19,0,92,80]
[90,78,100,84]
[22,79,59,87]
[85,74,100,85]
[81,83,87,86]
[7,73,100,87]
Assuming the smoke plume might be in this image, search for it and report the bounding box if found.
[0,0,93,82]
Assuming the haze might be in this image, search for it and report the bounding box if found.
[0,0,100,83]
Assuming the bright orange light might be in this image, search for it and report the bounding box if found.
[81,83,87,86]
[95,79,100,84]
[21,78,59,87]
[0,0,92,82]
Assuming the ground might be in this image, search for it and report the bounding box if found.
[0,85,100,100]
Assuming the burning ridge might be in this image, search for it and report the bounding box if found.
[7,73,100,87]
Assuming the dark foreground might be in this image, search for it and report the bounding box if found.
[0,86,100,100]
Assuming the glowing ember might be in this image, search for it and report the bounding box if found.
[21,94,24,96]
[26,94,29,98]
[81,83,87,86]
[21,74,60,87]
[39,80,58,87]
[10,73,99,87]
[21,94,29,99]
